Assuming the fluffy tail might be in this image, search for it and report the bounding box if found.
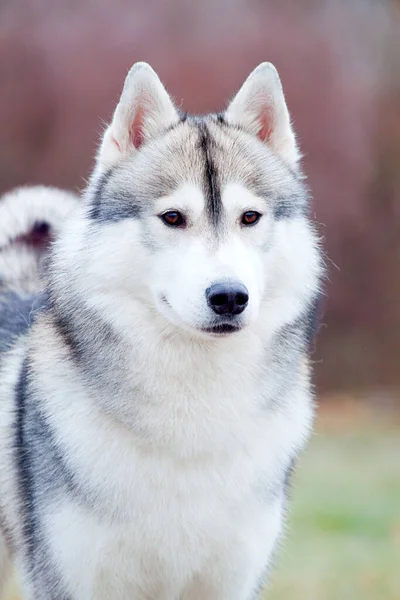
[0,185,79,294]
[0,186,79,353]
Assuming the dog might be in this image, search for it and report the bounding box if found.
[0,62,323,599]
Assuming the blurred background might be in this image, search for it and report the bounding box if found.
[1,0,399,598]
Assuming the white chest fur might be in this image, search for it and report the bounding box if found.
[32,322,312,599]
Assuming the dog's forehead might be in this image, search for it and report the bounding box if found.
[168,119,274,189]
[113,116,300,219]
[193,121,300,203]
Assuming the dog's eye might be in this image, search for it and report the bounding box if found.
[241,211,262,226]
[160,211,186,227]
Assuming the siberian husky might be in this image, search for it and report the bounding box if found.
[0,62,323,599]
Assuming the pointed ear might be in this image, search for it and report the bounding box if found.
[225,63,300,166]
[98,62,179,169]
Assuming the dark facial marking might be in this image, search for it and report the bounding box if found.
[274,196,296,219]
[274,193,309,220]
[197,121,222,226]
[88,170,113,220]
[88,170,142,224]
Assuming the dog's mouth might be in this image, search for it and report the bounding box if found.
[200,322,242,336]
[159,296,244,337]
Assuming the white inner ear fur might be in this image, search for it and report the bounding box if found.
[225,62,300,167]
[98,62,179,170]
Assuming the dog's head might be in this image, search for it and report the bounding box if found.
[74,63,320,338]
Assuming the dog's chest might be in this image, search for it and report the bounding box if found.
[51,434,284,599]
[40,332,312,597]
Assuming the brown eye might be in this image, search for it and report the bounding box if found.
[160,211,185,227]
[241,211,262,226]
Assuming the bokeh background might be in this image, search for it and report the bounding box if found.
[1,0,399,598]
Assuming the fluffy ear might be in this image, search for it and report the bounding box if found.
[225,63,300,166]
[98,62,179,169]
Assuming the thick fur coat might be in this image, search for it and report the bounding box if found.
[0,63,323,599]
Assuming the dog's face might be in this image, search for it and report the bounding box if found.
[79,63,320,337]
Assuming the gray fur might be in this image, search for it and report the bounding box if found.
[0,292,47,354]
[87,116,308,230]
[15,361,72,599]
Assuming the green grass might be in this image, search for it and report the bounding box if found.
[265,418,400,600]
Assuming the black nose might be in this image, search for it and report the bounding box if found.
[206,283,249,316]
